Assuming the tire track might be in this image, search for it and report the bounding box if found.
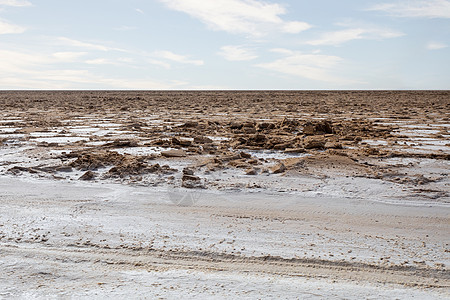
[1,243,448,289]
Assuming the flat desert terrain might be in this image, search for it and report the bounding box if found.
[0,91,449,298]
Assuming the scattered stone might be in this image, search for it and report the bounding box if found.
[69,151,124,170]
[79,171,95,180]
[303,120,333,135]
[182,174,200,181]
[245,134,267,147]
[56,166,73,172]
[239,151,252,159]
[257,122,275,130]
[325,142,343,149]
[230,122,243,129]
[193,136,213,144]
[228,159,250,168]
[161,149,187,157]
[303,124,316,135]
[270,163,286,174]
[105,140,139,148]
[182,168,194,175]
[272,142,293,150]
[245,168,257,175]
[8,166,38,175]
[304,138,326,149]
[182,121,198,127]
[284,148,306,154]
[172,137,192,147]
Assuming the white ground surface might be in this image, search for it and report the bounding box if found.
[0,176,449,299]
[0,105,449,299]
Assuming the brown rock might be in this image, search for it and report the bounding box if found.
[56,166,73,172]
[182,168,194,175]
[316,120,333,134]
[325,142,343,149]
[161,149,187,157]
[303,124,316,135]
[193,136,213,144]
[243,127,256,134]
[304,138,326,149]
[270,163,286,174]
[284,148,306,154]
[182,174,200,181]
[182,121,198,127]
[245,168,257,175]
[303,121,333,135]
[257,122,275,130]
[172,137,192,147]
[272,142,293,150]
[106,140,139,148]
[246,134,266,146]
[239,151,252,159]
[79,171,95,180]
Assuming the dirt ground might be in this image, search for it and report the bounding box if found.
[0,91,449,298]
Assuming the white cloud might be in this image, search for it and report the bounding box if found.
[146,58,171,69]
[153,50,204,66]
[426,41,448,50]
[0,0,31,6]
[368,0,450,18]
[85,57,137,66]
[1,71,175,90]
[218,45,257,61]
[52,52,87,61]
[0,50,50,72]
[0,19,25,34]
[85,58,113,65]
[135,8,144,14]
[0,49,182,89]
[256,49,358,84]
[159,0,311,36]
[0,50,87,74]
[307,26,403,46]
[269,48,294,55]
[56,37,202,69]
[282,21,312,34]
[57,37,126,52]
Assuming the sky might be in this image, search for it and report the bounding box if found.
[0,0,449,90]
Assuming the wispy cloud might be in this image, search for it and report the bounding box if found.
[85,57,136,66]
[368,0,450,18]
[0,18,25,34]
[57,37,126,52]
[256,48,359,84]
[426,41,448,50]
[0,50,87,73]
[56,37,202,69]
[0,49,184,89]
[52,52,87,61]
[0,0,32,7]
[135,8,144,14]
[306,25,404,46]
[153,50,204,66]
[0,50,50,73]
[159,0,311,37]
[146,58,171,69]
[218,45,257,61]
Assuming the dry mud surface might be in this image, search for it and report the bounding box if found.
[0,91,449,298]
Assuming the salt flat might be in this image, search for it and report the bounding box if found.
[0,91,449,298]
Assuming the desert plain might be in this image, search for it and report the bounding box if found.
[0,90,449,298]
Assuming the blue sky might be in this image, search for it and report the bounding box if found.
[0,0,449,89]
